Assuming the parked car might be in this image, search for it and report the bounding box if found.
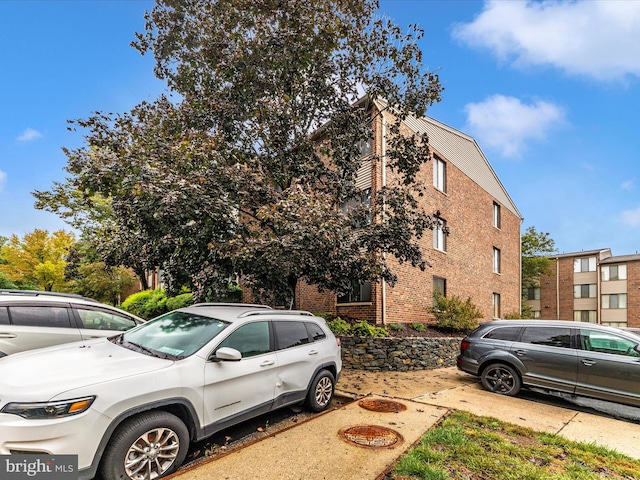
[0,289,144,357]
[457,320,640,407]
[0,303,342,480]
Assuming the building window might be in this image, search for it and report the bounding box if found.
[601,293,627,309]
[526,287,540,300]
[357,137,372,158]
[337,280,372,304]
[341,188,372,226]
[493,247,501,274]
[492,293,501,319]
[574,310,597,323]
[493,202,501,229]
[573,284,596,299]
[433,276,446,297]
[433,156,446,192]
[574,257,596,273]
[601,264,627,281]
[433,218,447,252]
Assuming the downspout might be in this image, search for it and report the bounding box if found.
[597,257,601,324]
[519,230,522,317]
[381,113,387,325]
[556,258,560,319]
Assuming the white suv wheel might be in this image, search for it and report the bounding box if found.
[100,411,189,480]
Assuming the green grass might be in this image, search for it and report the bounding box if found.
[392,411,640,479]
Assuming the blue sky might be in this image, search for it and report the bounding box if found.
[1,0,639,257]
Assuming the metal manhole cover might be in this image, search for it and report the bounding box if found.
[339,425,403,449]
[358,399,407,413]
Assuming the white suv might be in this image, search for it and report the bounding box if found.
[0,289,144,356]
[0,303,342,480]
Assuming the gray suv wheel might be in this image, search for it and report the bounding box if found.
[481,363,521,396]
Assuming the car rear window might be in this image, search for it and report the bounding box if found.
[274,321,310,350]
[483,326,521,341]
[521,326,571,348]
[305,322,327,342]
[8,306,72,328]
[0,307,9,325]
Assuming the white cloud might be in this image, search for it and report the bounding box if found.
[0,170,6,191]
[464,94,566,158]
[17,128,43,142]
[621,205,640,227]
[452,0,640,81]
[622,180,634,191]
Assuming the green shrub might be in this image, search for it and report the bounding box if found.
[409,323,426,332]
[327,317,351,335]
[429,294,482,332]
[121,289,167,319]
[122,289,196,320]
[388,323,405,331]
[351,320,389,338]
[166,292,194,311]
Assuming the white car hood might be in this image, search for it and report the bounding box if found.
[0,338,172,401]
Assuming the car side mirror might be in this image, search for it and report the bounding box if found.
[210,347,242,362]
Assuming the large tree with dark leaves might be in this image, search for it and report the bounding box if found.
[35,0,443,305]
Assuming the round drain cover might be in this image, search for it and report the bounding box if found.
[339,425,403,449]
[358,399,407,413]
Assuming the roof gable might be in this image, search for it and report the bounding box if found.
[400,113,522,219]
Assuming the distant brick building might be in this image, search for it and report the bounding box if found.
[297,101,523,324]
[525,249,640,328]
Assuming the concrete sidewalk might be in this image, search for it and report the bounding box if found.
[168,367,640,480]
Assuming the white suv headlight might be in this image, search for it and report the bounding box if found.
[0,396,95,419]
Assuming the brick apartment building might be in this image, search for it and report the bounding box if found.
[296,100,523,324]
[525,249,640,328]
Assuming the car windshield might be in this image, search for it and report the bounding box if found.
[115,311,229,359]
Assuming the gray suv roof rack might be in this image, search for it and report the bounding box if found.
[0,289,99,302]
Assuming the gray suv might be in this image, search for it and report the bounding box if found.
[0,290,144,357]
[457,320,640,407]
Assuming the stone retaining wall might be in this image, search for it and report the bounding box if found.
[339,335,461,371]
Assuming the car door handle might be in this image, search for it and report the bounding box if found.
[514,349,527,356]
[0,333,17,338]
[308,350,319,355]
[581,359,596,367]
[260,360,275,367]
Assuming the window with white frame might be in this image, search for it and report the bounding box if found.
[573,284,597,298]
[601,264,627,281]
[492,293,501,319]
[574,257,596,273]
[574,310,597,323]
[601,293,627,309]
[357,137,372,158]
[433,156,446,192]
[493,247,501,274]
[433,276,446,297]
[493,202,501,229]
[433,218,447,252]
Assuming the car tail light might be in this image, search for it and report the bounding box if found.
[336,337,341,347]
[460,340,470,352]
